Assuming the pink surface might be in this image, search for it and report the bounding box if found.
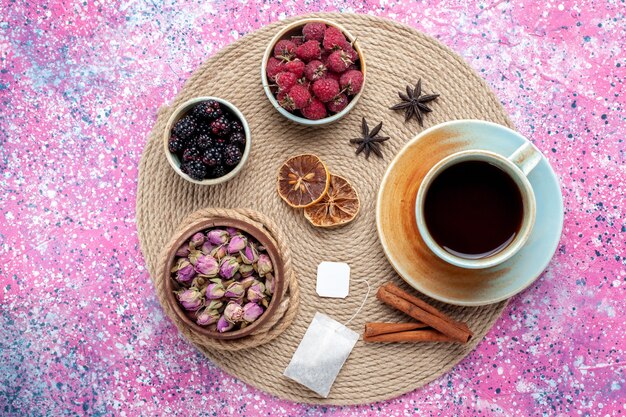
[1,1,624,416]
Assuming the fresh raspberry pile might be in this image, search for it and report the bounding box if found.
[266,22,365,120]
[168,100,246,181]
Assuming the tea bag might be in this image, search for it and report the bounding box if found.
[283,312,359,397]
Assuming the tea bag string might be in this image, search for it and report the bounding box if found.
[343,279,371,328]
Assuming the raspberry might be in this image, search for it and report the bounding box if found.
[338,40,359,62]
[301,98,327,120]
[183,147,202,161]
[339,69,364,95]
[273,40,296,59]
[211,116,231,137]
[323,26,347,51]
[290,36,304,46]
[284,59,305,77]
[172,115,197,140]
[327,93,349,113]
[223,144,243,166]
[181,160,208,181]
[295,40,321,62]
[266,57,285,81]
[229,131,246,147]
[304,60,327,81]
[275,71,297,92]
[277,90,288,104]
[281,84,311,110]
[201,148,222,167]
[327,50,352,73]
[326,71,340,82]
[312,78,340,102]
[168,135,185,154]
[191,100,223,120]
[302,22,326,42]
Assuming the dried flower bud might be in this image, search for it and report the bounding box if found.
[188,249,202,265]
[176,287,203,311]
[176,263,196,284]
[206,282,226,300]
[243,302,264,323]
[247,281,266,303]
[207,229,229,245]
[201,241,214,254]
[226,227,238,236]
[211,244,227,259]
[196,307,220,326]
[238,276,256,289]
[219,256,240,279]
[195,254,219,276]
[257,254,273,277]
[206,299,223,311]
[239,263,255,278]
[241,242,259,264]
[223,301,244,324]
[224,281,245,299]
[171,258,190,273]
[217,315,234,332]
[265,273,275,296]
[189,232,205,248]
[175,245,190,257]
[228,235,247,254]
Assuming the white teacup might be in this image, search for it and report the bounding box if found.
[415,142,542,269]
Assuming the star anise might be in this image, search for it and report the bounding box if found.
[349,118,390,159]
[390,79,439,126]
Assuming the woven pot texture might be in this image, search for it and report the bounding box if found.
[137,12,512,405]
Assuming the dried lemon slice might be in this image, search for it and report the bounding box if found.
[277,154,330,208]
[304,174,360,227]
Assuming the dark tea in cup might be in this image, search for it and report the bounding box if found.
[423,160,523,260]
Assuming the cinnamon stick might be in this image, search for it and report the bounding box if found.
[364,322,428,338]
[363,329,455,343]
[381,283,471,335]
[376,285,472,343]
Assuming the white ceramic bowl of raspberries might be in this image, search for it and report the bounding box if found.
[164,97,251,185]
[261,18,366,126]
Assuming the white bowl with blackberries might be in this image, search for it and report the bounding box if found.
[164,97,251,184]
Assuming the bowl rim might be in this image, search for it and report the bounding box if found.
[163,217,285,340]
[163,96,251,185]
[261,17,367,126]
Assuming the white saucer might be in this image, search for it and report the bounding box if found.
[376,120,564,306]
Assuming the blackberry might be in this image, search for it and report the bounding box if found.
[183,147,202,161]
[197,134,214,150]
[223,144,243,166]
[229,131,246,147]
[196,122,212,136]
[168,135,186,154]
[191,100,223,121]
[172,115,197,140]
[181,160,208,181]
[210,165,227,179]
[210,116,231,137]
[230,119,244,133]
[201,148,222,167]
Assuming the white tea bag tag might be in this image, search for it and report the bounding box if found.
[316,262,350,298]
[283,312,359,398]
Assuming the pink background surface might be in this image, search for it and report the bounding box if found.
[1,1,625,416]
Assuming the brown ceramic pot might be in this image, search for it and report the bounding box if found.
[163,217,285,340]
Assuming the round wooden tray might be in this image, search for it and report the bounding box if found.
[137,12,512,405]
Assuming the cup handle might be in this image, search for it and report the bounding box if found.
[508,141,542,176]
